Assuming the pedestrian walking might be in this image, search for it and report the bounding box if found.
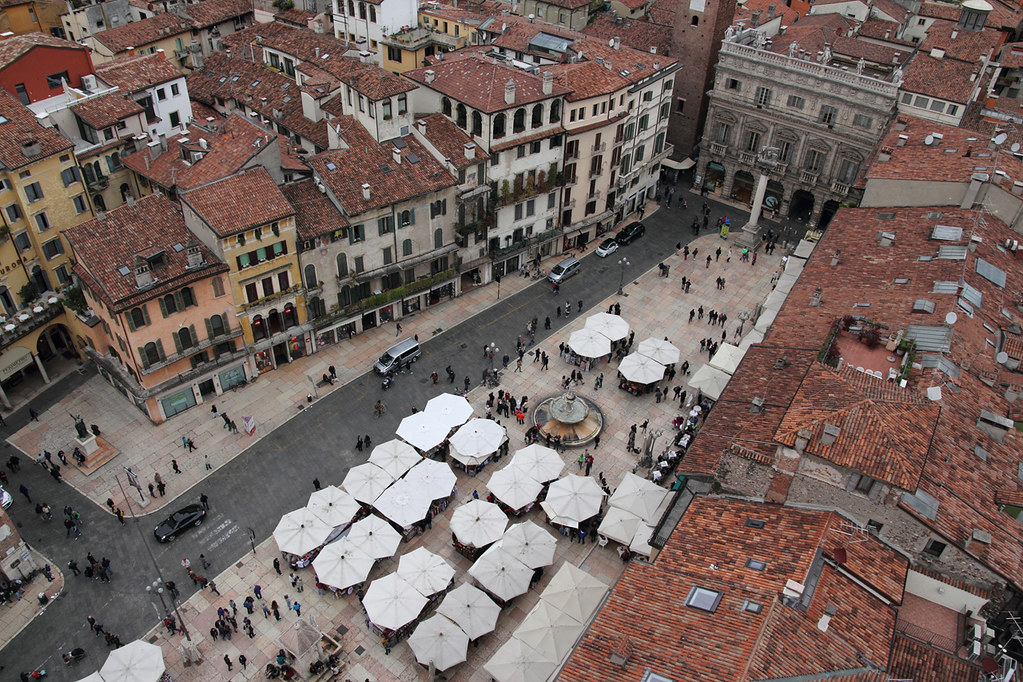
[515,358,522,372]
[28,407,38,421]
[293,601,302,616]
[171,459,181,474]
[253,584,263,600]
[200,493,210,510]
[313,478,321,490]
[329,365,336,379]
[239,654,247,669]
[224,654,233,671]
[18,484,29,502]
[544,316,551,330]
[273,557,281,574]
[262,603,271,618]
[186,439,196,452]
[356,435,364,451]
[68,559,80,576]
[200,554,210,570]
[209,580,220,595]
[577,299,583,312]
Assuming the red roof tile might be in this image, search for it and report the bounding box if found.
[71,91,144,129]
[919,19,1004,63]
[1000,41,1023,69]
[281,178,348,240]
[888,634,980,682]
[581,14,672,57]
[92,12,193,54]
[181,167,294,237]
[184,0,252,28]
[415,113,477,169]
[547,60,632,101]
[0,32,87,70]
[647,0,676,27]
[0,87,73,170]
[96,52,183,93]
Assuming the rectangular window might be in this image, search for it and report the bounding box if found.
[354,256,364,273]
[901,92,913,104]
[947,105,959,116]
[778,140,792,163]
[804,148,824,172]
[42,237,64,259]
[350,224,365,244]
[55,264,70,284]
[514,203,523,220]
[72,194,87,213]
[837,159,860,184]
[853,475,875,494]
[819,105,837,126]
[377,216,392,234]
[34,212,50,231]
[634,145,645,162]
[387,45,401,62]
[929,100,945,112]
[685,586,723,613]
[852,113,873,128]
[676,98,685,113]
[171,83,180,96]
[755,86,771,108]
[659,101,669,120]
[787,95,805,109]
[358,94,365,112]
[245,282,258,302]
[914,96,929,108]
[382,100,392,119]
[592,103,599,116]
[526,199,535,217]
[14,232,31,252]
[5,203,22,222]
[548,192,556,209]
[277,271,289,291]
[0,179,9,192]
[726,78,740,91]
[397,94,407,114]
[530,140,541,154]
[157,88,166,101]
[922,539,946,558]
[169,111,180,128]
[24,182,43,202]
[714,122,730,144]
[517,145,526,159]
[383,246,392,265]
[46,71,69,89]
[744,131,760,153]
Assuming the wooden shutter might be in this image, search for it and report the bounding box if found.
[173,331,182,353]
[156,339,166,360]
[205,317,214,338]
[158,296,168,317]
[222,312,230,332]
[125,310,136,332]
[138,347,149,369]
[410,208,416,225]
[189,325,196,345]
[141,305,150,326]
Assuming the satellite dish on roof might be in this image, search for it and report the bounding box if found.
[997,351,1009,364]
[994,132,1009,145]
[945,311,958,325]
[1013,143,1021,152]
[925,135,934,145]
[609,38,615,46]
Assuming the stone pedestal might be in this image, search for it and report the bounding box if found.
[76,433,99,455]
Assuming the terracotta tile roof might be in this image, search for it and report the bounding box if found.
[122,112,277,191]
[0,32,86,70]
[888,634,980,682]
[581,14,672,56]
[823,523,907,604]
[415,113,477,170]
[189,99,222,123]
[561,499,902,682]
[490,126,564,153]
[987,0,1023,31]
[917,0,960,20]
[281,178,348,240]
[547,60,632,101]
[183,0,252,29]
[535,0,590,10]
[274,8,318,27]
[404,53,571,113]
[571,37,678,84]
[774,365,940,491]
[1003,329,1023,361]
[62,193,228,311]
[768,14,910,68]
[919,20,1004,63]
[71,91,144,129]
[732,0,802,27]
[278,139,310,172]
[489,18,580,56]
[857,17,914,44]
[1000,41,1023,69]
[648,0,676,27]
[95,52,182,93]
[0,87,73,170]
[308,115,456,215]
[336,58,416,100]
[181,167,294,237]
[419,0,504,26]
[92,12,193,54]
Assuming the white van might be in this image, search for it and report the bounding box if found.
[547,256,581,285]
[374,338,422,374]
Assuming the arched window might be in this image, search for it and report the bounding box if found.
[336,253,348,277]
[120,183,131,203]
[143,342,160,365]
[493,113,506,138]
[472,111,482,136]
[456,103,467,128]
[252,315,267,340]
[348,0,354,13]
[442,97,452,117]
[531,104,543,128]
[94,194,106,211]
[283,303,298,328]
[691,15,699,25]
[212,277,225,297]
[550,100,561,123]
[128,307,146,329]
[513,108,525,133]
[304,264,317,288]
[178,327,193,349]
[210,314,225,337]
[402,238,413,256]
[434,228,443,248]
[163,294,177,314]
[180,286,195,308]
[400,210,411,226]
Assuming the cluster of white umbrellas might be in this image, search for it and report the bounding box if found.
[404,458,457,499]
[408,582,502,672]
[310,513,402,590]
[306,485,360,527]
[81,640,164,682]
[615,336,682,385]
[486,465,542,510]
[510,444,564,483]
[374,477,433,528]
[397,547,456,596]
[368,439,421,479]
[397,393,474,451]
[598,472,669,556]
[584,312,630,341]
[273,507,333,556]
[362,573,429,631]
[342,462,394,505]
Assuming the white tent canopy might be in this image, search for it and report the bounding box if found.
[500,521,557,569]
[362,573,428,631]
[630,523,657,558]
[368,439,422,479]
[598,506,643,545]
[513,599,584,661]
[511,444,564,483]
[486,465,543,510]
[373,477,433,529]
[273,507,334,556]
[450,418,507,462]
[539,563,609,622]
[278,617,324,675]
[469,544,533,602]
[404,458,457,499]
[709,342,747,375]
[568,328,611,358]
[618,352,665,384]
[688,364,731,401]
[306,486,360,528]
[397,411,451,451]
[539,499,578,528]
[609,472,669,522]
[346,514,402,559]
[637,337,680,365]
[545,475,605,524]
[99,640,165,682]
[425,393,474,430]
[312,537,375,590]
[408,613,470,672]
[341,462,395,505]
[450,499,508,548]
[397,547,456,597]
[437,583,501,641]
[584,312,630,341]
[484,638,558,682]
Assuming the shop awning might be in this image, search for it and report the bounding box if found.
[0,346,32,381]
[708,162,725,171]
[662,157,696,171]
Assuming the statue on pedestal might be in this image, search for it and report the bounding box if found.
[71,414,87,439]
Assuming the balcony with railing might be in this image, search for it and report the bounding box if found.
[237,283,303,314]
[0,295,66,351]
[139,328,244,376]
[800,170,820,185]
[491,227,561,259]
[710,142,728,156]
[739,151,757,165]
[831,180,850,195]
[591,142,606,154]
[314,268,458,326]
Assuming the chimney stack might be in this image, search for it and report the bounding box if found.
[613,36,620,50]
[751,9,761,26]
[425,69,436,83]
[542,70,553,95]
[186,239,203,268]
[359,50,372,64]
[362,183,371,200]
[134,256,153,288]
[767,3,776,19]
[464,142,476,159]
[416,119,427,134]
[392,147,402,164]
[505,79,516,104]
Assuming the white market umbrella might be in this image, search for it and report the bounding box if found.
[438,583,501,641]
[373,477,432,529]
[598,506,643,545]
[539,499,578,529]
[484,638,558,682]
[637,337,681,365]
[404,458,457,499]
[347,514,402,559]
[513,599,584,661]
[469,544,533,602]
[538,563,608,622]
[312,537,375,590]
[450,499,508,548]
[450,418,506,461]
[609,472,669,522]
[568,328,611,358]
[342,462,395,505]
[688,363,731,401]
[99,640,165,682]
[362,574,428,631]
[511,444,564,483]
[618,352,665,384]
[306,486,360,528]
[709,342,747,375]
[425,393,474,429]
[408,614,470,672]
[397,547,456,597]
[545,475,605,524]
[75,675,105,682]
[368,439,422,479]
[397,411,451,451]
[630,523,656,557]
[486,466,542,510]
[501,520,556,569]
[584,312,630,341]
[273,507,333,556]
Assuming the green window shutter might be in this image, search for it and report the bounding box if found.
[158,296,168,317]
[125,311,136,332]
[410,208,416,225]
[222,312,230,332]
[378,218,385,236]
[141,305,150,326]
[189,325,196,344]
[205,317,214,338]
[174,291,184,311]
[156,339,166,360]
[138,347,149,369]
[173,331,182,353]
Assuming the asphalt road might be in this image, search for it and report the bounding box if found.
[0,190,753,681]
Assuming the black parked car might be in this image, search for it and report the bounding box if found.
[615,221,646,245]
[154,504,206,542]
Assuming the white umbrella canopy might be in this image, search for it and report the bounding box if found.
[425,393,474,430]
[630,523,656,558]
[584,312,630,341]
[346,514,402,559]
[312,537,375,590]
[484,638,558,682]
[437,583,501,641]
[609,472,669,522]
[469,545,533,602]
[688,363,731,401]
[568,328,611,358]
[368,439,422,479]
[539,499,578,529]
[618,352,665,384]
[373,477,433,529]
[408,614,470,672]
[404,458,457,499]
[397,547,456,597]
[450,418,506,459]
[637,337,681,365]
[306,485,361,528]
[342,462,395,505]
[362,573,428,631]
[545,475,605,524]
[538,563,608,622]
[397,411,451,451]
[709,342,747,375]
[501,521,557,569]
[273,507,334,556]
[74,674,105,682]
[598,506,643,545]
[450,499,508,548]
[513,599,584,662]
[99,640,165,682]
[511,444,564,483]
[486,466,543,510]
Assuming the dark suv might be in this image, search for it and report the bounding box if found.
[615,221,646,245]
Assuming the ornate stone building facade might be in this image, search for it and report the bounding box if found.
[695,31,901,228]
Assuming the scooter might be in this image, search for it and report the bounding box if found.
[62,648,86,665]
[381,372,394,390]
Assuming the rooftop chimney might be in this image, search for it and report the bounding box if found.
[416,119,427,134]
[464,142,476,159]
[359,50,372,64]
[156,48,166,60]
[951,27,958,39]
[20,137,41,158]
[930,47,944,59]
[612,36,621,50]
[186,239,203,268]
[751,9,762,26]
[392,147,402,164]
[505,79,516,104]
[542,70,553,95]
[362,183,371,200]
[767,2,776,19]
[134,255,153,288]
[425,69,436,84]
[315,47,320,58]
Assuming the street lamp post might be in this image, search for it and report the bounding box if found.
[617,257,630,296]
[146,580,169,617]
[487,342,498,370]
